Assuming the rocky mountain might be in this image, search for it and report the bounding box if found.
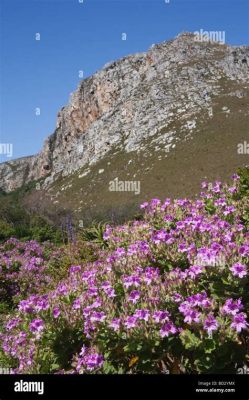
[0,32,248,223]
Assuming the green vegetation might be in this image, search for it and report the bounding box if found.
[0,170,248,374]
[0,183,62,243]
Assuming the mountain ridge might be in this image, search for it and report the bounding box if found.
[0,32,248,224]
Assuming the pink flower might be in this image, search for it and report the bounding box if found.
[124,316,137,329]
[153,311,170,323]
[128,290,140,304]
[140,202,149,209]
[184,310,201,324]
[201,181,208,189]
[172,293,183,303]
[109,318,121,332]
[230,313,248,333]
[123,275,141,288]
[53,307,60,319]
[188,265,204,279]
[134,309,150,321]
[203,314,219,335]
[29,319,44,334]
[69,265,81,274]
[90,311,106,323]
[221,299,243,316]
[230,263,247,278]
[160,323,177,337]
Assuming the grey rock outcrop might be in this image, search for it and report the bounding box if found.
[0,32,248,192]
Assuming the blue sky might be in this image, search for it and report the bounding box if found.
[0,0,248,161]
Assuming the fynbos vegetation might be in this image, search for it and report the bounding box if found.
[0,171,248,374]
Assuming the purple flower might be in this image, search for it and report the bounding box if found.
[103,225,112,240]
[115,247,126,258]
[230,263,247,278]
[228,186,237,194]
[221,298,243,316]
[35,298,49,312]
[57,284,69,296]
[179,302,192,315]
[128,290,140,304]
[172,293,183,303]
[69,265,81,274]
[238,245,249,257]
[231,174,240,181]
[105,287,116,298]
[178,243,188,253]
[163,214,174,222]
[18,299,35,314]
[90,311,106,323]
[85,353,104,371]
[109,318,121,332]
[143,267,159,285]
[124,316,138,329]
[53,307,60,319]
[212,181,222,193]
[29,319,44,334]
[184,310,201,324]
[152,229,169,245]
[123,275,141,288]
[201,298,213,309]
[134,309,150,321]
[186,292,208,307]
[203,314,219,335]
[161,199,171,210]
[140,241,150,254]
[150,198,161,207]
[90,299,102,309]
[153,310,170,323]
[188,265,204,279]
[87,287,98,297]
[223,206,236,216]
[160,322,177,337]
[101,281,111,289]
[76,346,104,372]
[6,318,21,331]
[73,298,81,310]
[101,281,116,297]
[214,198,227,207]
[81,271,96,282]
[230,313,248,333]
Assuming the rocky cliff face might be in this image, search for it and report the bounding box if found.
[0,32,248,193]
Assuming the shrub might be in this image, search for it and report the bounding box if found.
[0,174,248,374]
[0,220,15,242]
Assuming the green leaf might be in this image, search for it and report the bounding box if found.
[180,330,201,350]
[202,339,216,354]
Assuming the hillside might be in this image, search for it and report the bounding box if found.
[0,32,248,225]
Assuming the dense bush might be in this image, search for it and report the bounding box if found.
[0,173,248,374]
[0,220,15,242]
[0,239,56,312]
[0,187,63,243]
[0,238,102,315]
